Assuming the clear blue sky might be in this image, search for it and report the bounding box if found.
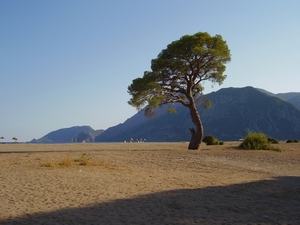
[1,0,300,142]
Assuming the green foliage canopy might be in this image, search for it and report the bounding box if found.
[128,32,231,112]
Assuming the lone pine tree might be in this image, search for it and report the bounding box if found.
[128,32,231,149]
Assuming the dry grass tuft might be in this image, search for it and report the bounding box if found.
[86,160,108,166]
[42,157,73,168]
[41,154,110,168]
[58,157,73,167]
[74,154,94,166]
[78,159,90,166]
[42,161,57,168]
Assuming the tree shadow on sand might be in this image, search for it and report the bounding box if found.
[1,176,299,225]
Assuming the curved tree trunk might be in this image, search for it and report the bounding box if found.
[187,101,204,150]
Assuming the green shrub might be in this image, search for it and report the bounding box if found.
[286,139,299,143]
[268,137,279,144]
[239,131,271,150]
[203,135,220,145]
[202,135,211,143]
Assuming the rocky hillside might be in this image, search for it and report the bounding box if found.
[275,93,300,110]
[95,87,300,142]
[30,126,104,143]
[258,89,300,110]
[30,87,300,143]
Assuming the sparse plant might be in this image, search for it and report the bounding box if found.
[74,154,91,165]
[42,157,73,168]
[239,131,271,150]
[271,147,283,152]
[58,157,73,167]
[41,154,108,168]
[42,161,57,168]
[79,159,90,166]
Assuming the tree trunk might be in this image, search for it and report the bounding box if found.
[187,102,204,150]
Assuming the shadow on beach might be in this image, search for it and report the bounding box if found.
[1,176,299,225]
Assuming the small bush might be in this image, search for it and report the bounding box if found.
[286,139,299,143]
[58,157,73,167]
[41,154,108,168]
[42,157,73,168]
[268,137,279,144]
[240,131,271,150]
[203,135,220,145]
[42,161,57,168]
[74,154,91,165]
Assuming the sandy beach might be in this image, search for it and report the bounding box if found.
[0,142,299,224]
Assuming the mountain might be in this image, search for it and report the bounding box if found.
[31,87,300,143]
[71,129,104,143]
[94,104,172,142]
[95,87,300,142]
[275,93,300,110]
[257,89,300,110]
[31,126,104,143]
[201,87,300,140]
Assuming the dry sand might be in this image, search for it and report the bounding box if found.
[0,142,299,225]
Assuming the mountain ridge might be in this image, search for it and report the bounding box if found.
[30,126,104,143]
[30,87,300,143]
[95,86,300,142]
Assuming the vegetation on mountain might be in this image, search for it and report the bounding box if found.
[96,87,300,142]
[128,32,231,149]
